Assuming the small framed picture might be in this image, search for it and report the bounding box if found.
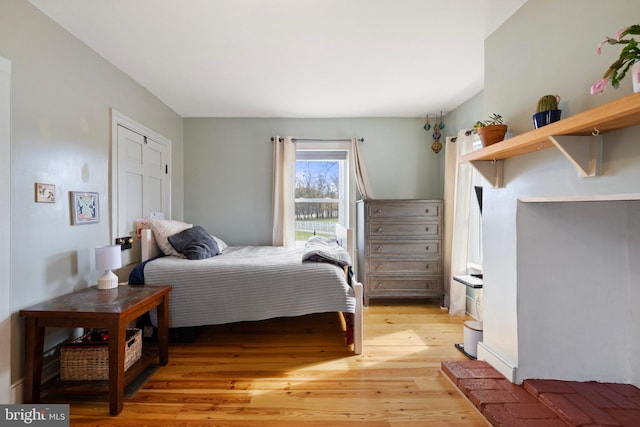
[70,191,99,225]
[35,183,56,203]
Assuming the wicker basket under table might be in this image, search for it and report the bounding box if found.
[60,328,142,381]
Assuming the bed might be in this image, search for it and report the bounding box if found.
[134,222,363,354]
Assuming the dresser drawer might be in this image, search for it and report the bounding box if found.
[367,222,440,238]
[357,199,443,305]
[368,277,442,293]
[369,260,441,274]
[367,240,440,258]
[367,201,441,220]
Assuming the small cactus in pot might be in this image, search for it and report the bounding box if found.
[533,94,562,128]
[536,94,559,113]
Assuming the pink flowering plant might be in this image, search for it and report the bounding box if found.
[591,25,640,94]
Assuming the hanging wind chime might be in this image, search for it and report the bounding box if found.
[424,111,445,153]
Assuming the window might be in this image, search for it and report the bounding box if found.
[295,149,348,244]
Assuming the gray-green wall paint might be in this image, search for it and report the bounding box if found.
[449,0,640,385]
[1,0,183,386]
[183,117,443,245]
[441,91,483,137]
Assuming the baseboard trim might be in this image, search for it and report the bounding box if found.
[10,380,21,404]
[10,355,60,404]
[477,342,518,383]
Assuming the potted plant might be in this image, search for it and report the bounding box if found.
[532,94,562,128]
[591,24,640,94]
[474,113,508,147]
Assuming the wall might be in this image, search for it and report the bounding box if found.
[0,0,183,392]
[517,200,638,383]
[631,203,640,385]
[481,124,640,385]
[183,117,443,245]
[441,91,483,137]
[0,55,11,404]
[449,0,640,384]
[484,1,638,134]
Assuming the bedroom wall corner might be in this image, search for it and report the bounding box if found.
[1,1,184,390]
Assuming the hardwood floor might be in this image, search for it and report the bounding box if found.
[68,300,488,426]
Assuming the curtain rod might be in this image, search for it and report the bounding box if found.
[270,137,364,143]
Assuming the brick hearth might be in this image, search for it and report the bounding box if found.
[441,360,640,426]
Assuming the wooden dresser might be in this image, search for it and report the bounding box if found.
[356,199,443,306]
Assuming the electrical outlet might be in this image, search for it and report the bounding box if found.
[115,236,133,250]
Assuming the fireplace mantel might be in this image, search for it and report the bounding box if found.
[459,92,640,187]
[519,193,640,203]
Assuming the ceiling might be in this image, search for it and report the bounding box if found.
[29,0,527,118]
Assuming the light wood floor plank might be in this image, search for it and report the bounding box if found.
[65,299,488,426]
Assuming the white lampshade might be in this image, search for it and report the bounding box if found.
[95,244,122,290]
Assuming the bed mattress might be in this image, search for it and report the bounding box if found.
[143,245,355,328]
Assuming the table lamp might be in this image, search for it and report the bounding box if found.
[95,244,122,289]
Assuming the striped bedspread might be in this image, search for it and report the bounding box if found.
[145,245,355,328]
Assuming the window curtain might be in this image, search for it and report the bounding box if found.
[443,129,475,316]
[351,137,374,199]
[271,136,296,246]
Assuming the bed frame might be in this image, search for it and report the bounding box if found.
[140,224,363,354]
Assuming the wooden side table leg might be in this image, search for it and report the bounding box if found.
[108,321,126,415]
[156,294,169,366]
[23,317,44,403]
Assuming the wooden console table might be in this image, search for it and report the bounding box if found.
[20,284,171,415]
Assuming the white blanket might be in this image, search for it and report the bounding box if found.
[302,236,352,267]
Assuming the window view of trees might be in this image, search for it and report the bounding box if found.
[295,160,341,241]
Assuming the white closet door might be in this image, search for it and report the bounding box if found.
[116,124,169,264]
[142,135,168,218]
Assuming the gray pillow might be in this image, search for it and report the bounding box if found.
[168,225,220,260]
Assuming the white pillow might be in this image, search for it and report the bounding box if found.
[212,235,228,251]
[150,219,192,257]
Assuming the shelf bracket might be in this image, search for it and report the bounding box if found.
[548,134,602,177]
[470,159,504,188]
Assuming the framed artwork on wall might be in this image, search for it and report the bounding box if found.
[70,191,99,225]
[35,183,56,203]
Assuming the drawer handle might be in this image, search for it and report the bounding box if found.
[376,282,383,288]
[376,209,382,214]
[425,264,430,269]
[376,246,383,251]
[376,264,382,269]
[425,209,429,213]
[425,227,429,231]
[425,246,430,251]
[377,227,383,232]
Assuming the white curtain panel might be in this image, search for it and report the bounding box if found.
[271,136,297,246]
[442,136,456,309]
[444,130,475,316]
[351,137,374,199]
